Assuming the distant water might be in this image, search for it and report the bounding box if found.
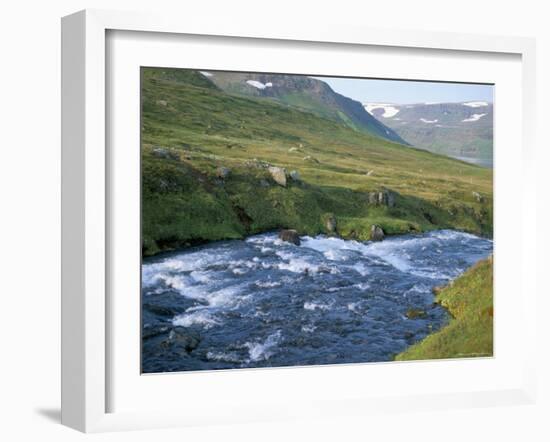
[141,230,493,373]
[452,155,493,168]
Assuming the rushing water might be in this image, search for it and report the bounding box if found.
[142,230,493,373]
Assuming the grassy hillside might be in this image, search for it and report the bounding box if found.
[206,71,407,144]
[395,256,493,361]
[141,67,493,256]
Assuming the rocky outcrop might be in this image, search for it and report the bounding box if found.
[152,147,180,161]
[370,225,385,241]
[289,170,301,182]
[279,229,300,245]
[268,166,287,187]
[366,189,396,207]
[472,191,484,203]
[325,214,337,233]
[303,155,320,163]
[245,158,271,169]
[216,166,231,179]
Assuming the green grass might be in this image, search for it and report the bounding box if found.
[141,67,493,256]
[395,256,493,361]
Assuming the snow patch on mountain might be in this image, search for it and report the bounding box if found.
[462,113,487,122]
[363,103,400,118]
[463,101,488,108]
[246,80,273,90]
[200,71,213,77]
[420,118,438,124]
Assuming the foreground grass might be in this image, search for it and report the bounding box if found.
[141,68,493,256]
[395,256,493,361]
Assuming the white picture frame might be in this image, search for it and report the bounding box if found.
[61,9,538,433]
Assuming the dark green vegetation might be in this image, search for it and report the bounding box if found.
[367,102,493,163]
[396,256,493,360]
[207,72,406,144]
[141,68,493,257]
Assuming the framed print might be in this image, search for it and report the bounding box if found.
[61,9,538,432]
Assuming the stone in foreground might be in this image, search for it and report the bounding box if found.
[279,229,300,245]
[268,166,287,187]
[370,225,385,241]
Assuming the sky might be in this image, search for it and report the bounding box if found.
[314,76,494,105]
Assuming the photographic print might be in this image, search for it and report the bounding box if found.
[140,68,493,373]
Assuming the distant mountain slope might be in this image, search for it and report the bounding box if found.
[364,102,493,165]
[201,71,407,145]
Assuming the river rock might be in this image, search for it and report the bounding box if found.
[268,166,287,187]
[161,327,201,353]
[405,308,428,319]
[325,214,337,233]
[370,225,385,241]
[216,166,231,179]
[279,229,300,245]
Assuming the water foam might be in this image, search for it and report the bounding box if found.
[172,310,220,329]
[206,351,241,363]
[301,325,317,333]
[304,301,332,311]
[244,330,282,362]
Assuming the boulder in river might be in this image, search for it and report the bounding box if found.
[268,166,287,187]
[370,225,385,241]
[279,229,300,245]
[405,308,428,319]
[161,327,201,354]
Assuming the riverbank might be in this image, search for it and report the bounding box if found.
[142,150,493,257]
[395,255,493,361]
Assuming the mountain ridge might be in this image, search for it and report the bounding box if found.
[201,71,408,145]
[364,101,493,165]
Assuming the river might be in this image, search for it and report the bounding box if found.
[142,230,493,373]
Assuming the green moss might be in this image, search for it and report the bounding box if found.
[395,257,493,361]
